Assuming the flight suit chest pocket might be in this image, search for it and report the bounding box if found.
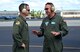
[50,22,56,27]
[44,21,56,29]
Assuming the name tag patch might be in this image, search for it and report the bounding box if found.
[51,22,55,24]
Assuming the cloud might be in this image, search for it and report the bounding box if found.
[66,0,80,4]
[23,1,45,10]
[0,0,11,3]
[0,0,80,11]
[0,0,22,11]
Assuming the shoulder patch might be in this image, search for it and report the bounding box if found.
[15,21,20,25]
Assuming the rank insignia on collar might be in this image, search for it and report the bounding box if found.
[15,21,20,25]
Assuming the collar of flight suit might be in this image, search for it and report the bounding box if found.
[47,13,56,20]
[19,15,26,22]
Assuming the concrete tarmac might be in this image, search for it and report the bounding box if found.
[0,26,80,52]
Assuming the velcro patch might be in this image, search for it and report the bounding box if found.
[15,21,20,25]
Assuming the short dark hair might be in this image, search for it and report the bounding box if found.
[45,2,54,7]
[45,2,55,12]
[19,3,29,12]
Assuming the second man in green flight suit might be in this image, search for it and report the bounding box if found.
[12,3,30,52]
[32,2,68,52]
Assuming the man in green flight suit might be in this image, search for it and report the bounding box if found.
[32,2,68,52]
[12,3,30,52]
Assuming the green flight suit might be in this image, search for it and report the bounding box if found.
[39,14,68,52]
[12,15,29,52]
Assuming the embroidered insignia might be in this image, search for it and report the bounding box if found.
[45,22,49,26]
[51,22,55,24]
[15,21,20,25]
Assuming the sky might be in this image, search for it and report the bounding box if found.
[0,0,80,11]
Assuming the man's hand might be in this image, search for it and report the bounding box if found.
[51,31,60,36]
[21,43,26,48]
[32,30,41,35]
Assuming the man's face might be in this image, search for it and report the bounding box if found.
[24,6,30,16]
[44,5,52,16]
